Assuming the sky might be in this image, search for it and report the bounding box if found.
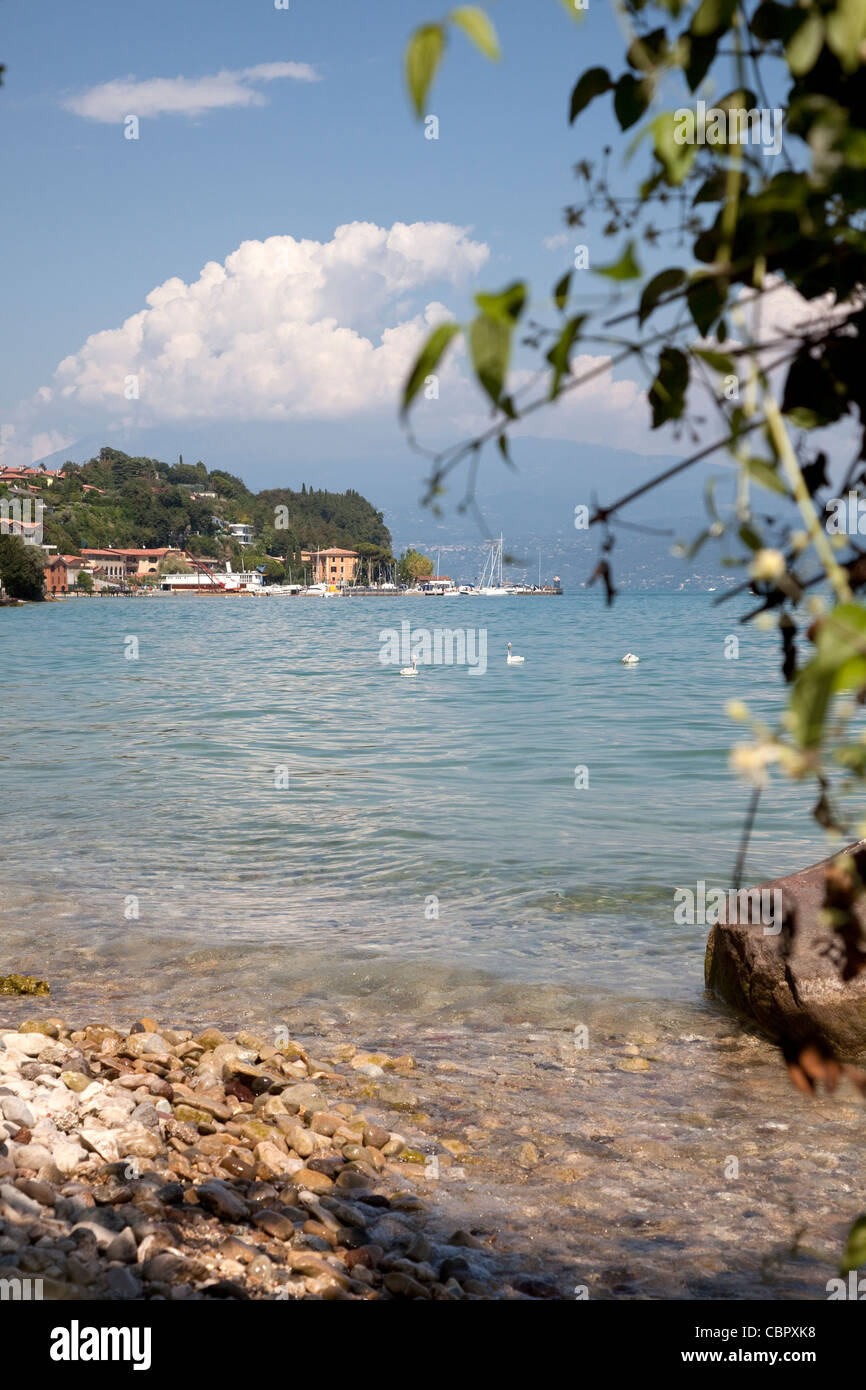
[0,0,847,520]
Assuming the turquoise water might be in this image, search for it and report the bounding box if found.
[0,592,838,1017]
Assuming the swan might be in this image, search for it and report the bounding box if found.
[506,642,525,665]
[621,653,640,665]
[400,659,419,677]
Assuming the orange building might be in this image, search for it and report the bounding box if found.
[304,548,359,585]
[44,556,68,594]
[79,546,184,579]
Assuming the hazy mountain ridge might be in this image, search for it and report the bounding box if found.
[36,429,751,590]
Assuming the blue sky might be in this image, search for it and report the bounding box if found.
[1,0,627,359]
[0,0,827,504]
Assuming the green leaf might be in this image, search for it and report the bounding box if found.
[596,239,642,280]
[470,313,512,409]
[685,33,719,89]
[791,604,866,748]
[785,10,825,75]
[553,271,572,311]
[497,433,517,469]
[687,274,727,336]
[401,322,460,416]
[753,1,801,42]
[790,666,834,750]
[738,523,763,551]
[694,170,747,203]
[405,24,446,118]
[693,347,735,373]
[845,1217,866,1273]
[546,314,587,398]
[834,745,866,775]
[649,347,689,427]
[692,0,736,35]
[744,458,789,496]
[717,87,758,116]
[825,0,866,72]
[782,349,847,427]
[639,267,686,325]
[474,281,526,324]
[614,73,652,130]
[449,6,501,60]
[569,67,613,123]
[627,27,669,70]
[652,111,697,185]
[686,529,711,559]
[751,171,808,211]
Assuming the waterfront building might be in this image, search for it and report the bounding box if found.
[43,556,68,594]
[61,555,86,587]
[79,547,184,579]
[303,547,359,585]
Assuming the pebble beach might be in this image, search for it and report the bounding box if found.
[0,1016,517,1301]
[0,1003,861,1301]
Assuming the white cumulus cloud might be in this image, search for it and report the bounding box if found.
[65,61,320,123]
[1,222,489,464]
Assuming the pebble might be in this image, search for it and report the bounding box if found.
[384,1270,429,1298]
[251,1209,297,1240]
[196,1181,250,1222]
[105,1227,138,1263]
[0,1096,35,1128]
[0,1018,511,1302]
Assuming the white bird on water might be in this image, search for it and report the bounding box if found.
[506,642,525,665]
[621,653,640,665]
[400,658,419,677]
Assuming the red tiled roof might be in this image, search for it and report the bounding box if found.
[120,548,174,558]
[0,467,63,480]
[80,546,176,558]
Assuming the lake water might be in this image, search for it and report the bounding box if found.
[5,591,863,1298]
[0,591,834,1026]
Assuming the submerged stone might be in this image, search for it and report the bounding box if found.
[706,840,866,1059]
[0,975,49,996]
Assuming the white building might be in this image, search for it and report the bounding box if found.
[228,523,255,545]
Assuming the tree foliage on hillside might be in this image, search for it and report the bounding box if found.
[253,486,391,553]
[35,447,391,560]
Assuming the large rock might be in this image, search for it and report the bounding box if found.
[705,840,866,1059]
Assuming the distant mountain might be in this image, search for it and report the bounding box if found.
[32,424,782,591]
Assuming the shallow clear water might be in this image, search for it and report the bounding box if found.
[0,591,836,1020]
[5,591,863,1299]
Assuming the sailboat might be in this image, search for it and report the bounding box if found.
[477,535,509,595]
